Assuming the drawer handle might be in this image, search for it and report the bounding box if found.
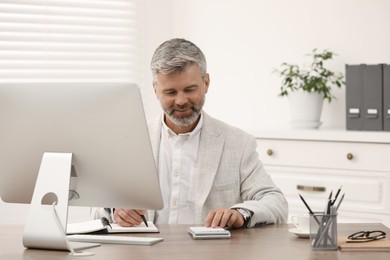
[266,149,273,156]
[297,185,326,192]
[346,153,353,160]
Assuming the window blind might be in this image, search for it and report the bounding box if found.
[0,0,143,83]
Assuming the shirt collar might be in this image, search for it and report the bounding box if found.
[161,111,203,138]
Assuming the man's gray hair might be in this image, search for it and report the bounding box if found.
[151,38,207,80]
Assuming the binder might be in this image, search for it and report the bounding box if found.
[384,64,390,131]
[346,64,384,131]
[362,64,383,131]
[346,65,364,130]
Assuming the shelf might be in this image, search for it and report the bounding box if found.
[247,128,390,144]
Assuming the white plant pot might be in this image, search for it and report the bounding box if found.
[288,91,324,129]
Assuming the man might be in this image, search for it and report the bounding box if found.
[93,38,288,228]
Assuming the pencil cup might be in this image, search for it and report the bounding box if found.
[309,212,338,250]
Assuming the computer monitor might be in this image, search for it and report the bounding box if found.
[0,83,163,252]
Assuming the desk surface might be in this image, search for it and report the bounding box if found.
[1,223,389,259]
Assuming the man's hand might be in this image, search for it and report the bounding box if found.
[205,208,244,228]
[113,208,146,227]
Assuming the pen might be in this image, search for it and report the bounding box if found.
[335,193,345,211]
[331,185,342,205]
[326,198,331,214]
[299,194,314,214]
[137,212,148,227]
[298,194,320,224]
[101,216,112,229]
[328,190,333,200]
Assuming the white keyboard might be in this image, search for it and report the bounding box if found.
[67,234,163,246]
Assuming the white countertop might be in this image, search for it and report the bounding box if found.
[246,127,390,144]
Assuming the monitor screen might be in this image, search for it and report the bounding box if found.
[0,83,163,210]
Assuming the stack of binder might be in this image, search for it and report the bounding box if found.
[346,64,390,131]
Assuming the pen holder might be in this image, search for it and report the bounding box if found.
[309,212,338,250]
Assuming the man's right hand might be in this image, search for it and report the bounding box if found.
[113,208,146,227]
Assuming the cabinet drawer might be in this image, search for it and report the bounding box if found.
[267,166,390,215]
[257,139,390,172]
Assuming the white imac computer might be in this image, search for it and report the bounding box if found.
[0,83,163,254]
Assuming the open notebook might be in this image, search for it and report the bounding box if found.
[67,218,159,235]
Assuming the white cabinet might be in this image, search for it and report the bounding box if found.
[252,128,390,226]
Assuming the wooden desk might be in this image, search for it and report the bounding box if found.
[1,223,389,259]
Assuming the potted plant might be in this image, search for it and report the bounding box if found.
[274,49,345,129]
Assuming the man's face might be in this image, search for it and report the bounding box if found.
[153,64,209,132]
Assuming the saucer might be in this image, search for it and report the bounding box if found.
[288,228,310,239]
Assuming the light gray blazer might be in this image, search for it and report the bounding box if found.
[147,112,288,227]
[92,112,288,227]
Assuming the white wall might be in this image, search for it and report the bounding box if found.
[137,0,175,120]
[142,0,390,132]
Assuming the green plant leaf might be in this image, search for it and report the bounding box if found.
[273,49,345,103]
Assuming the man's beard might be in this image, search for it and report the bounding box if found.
[162,94,205,127]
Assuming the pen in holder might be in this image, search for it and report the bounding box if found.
[309,208,338,250]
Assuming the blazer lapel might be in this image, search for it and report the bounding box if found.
[193,113,224,222]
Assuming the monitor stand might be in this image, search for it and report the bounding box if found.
[22,152,98,255]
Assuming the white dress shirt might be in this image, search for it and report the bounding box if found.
[154,114,203,224]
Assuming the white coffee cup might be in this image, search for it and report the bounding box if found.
[291,214,310,233]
